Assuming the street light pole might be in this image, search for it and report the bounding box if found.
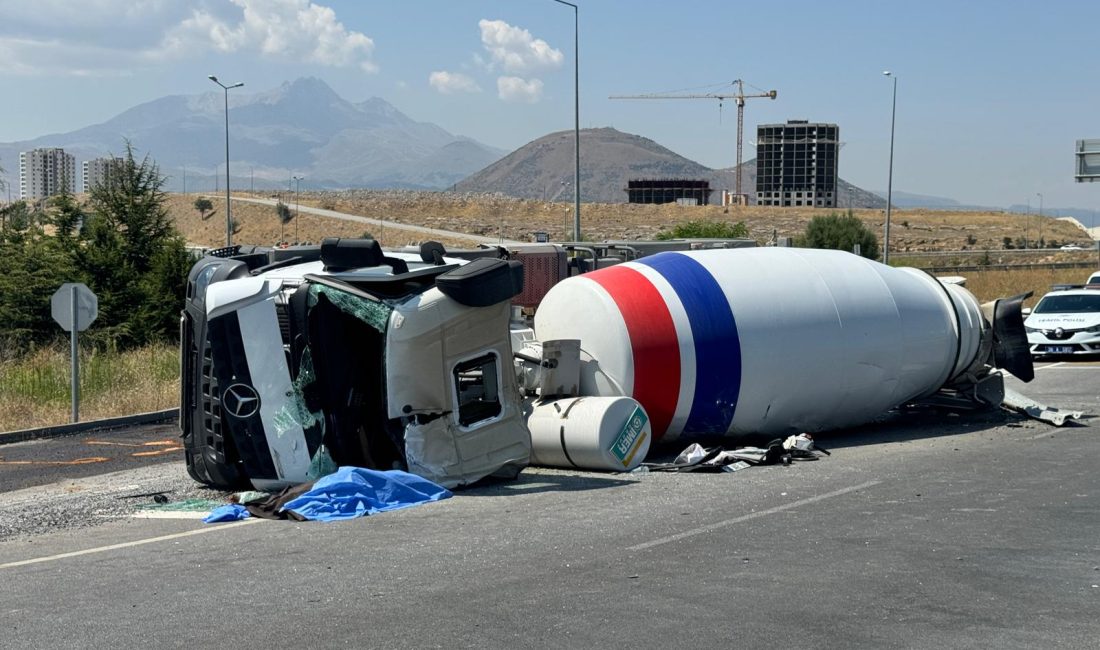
[1025,198,1030,249]
[208,75,244,247]
[883,71,898,265]
[552,0,581,242]
[1036,192,1044,249]
[292,175,302,243]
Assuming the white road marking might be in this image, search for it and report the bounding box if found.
[628,480,881,552]
[0,519,263,569]
[128,511,210,520]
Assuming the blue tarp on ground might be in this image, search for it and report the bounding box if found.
[203,503,251,523]
[282,467,452,522]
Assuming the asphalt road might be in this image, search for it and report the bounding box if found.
[0,361,1097,648]
[0,423,182,491]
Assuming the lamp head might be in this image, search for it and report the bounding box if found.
[229,82,244,89]
[208,75,218,82]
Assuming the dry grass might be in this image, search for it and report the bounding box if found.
[0,344,179,432]
[961,267,1087,309]
[165,191,1091,258]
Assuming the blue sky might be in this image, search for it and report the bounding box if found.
[0,0,1097,212]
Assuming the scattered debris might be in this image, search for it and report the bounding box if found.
[642,435,830,473]
[1001,388,1084,426]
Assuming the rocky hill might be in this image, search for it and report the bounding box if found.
[455,127,887,208]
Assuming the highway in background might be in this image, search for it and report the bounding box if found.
[230,196,524,246]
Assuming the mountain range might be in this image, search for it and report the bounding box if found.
[0,76,1042,213]
[0,77,505,193]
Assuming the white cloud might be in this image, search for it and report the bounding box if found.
[478,19,563,74]
[162,0,377,72]
[0,0,377,76]
[497,76,543,104]
[429,71,481,95]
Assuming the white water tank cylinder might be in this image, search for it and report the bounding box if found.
[527,396,652,471]
[534,248,989,443]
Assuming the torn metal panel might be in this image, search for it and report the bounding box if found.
[404,415,529,489]
[1002,387,1084,426]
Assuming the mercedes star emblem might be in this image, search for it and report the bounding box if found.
[223,383,261,419]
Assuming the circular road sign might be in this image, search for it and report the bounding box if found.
[51,283,98,332]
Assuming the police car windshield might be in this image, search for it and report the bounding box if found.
[1034,293,1100,314]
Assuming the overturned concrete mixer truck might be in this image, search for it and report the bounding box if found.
[180,237,1034,491]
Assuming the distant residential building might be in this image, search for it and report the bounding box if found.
[626,179,713,205]
[755,120,839,207]
[19,147,76,200]
[83,156,124,193]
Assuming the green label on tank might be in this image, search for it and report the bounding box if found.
[611,406,648,466]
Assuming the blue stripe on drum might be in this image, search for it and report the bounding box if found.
[636,253,742,435]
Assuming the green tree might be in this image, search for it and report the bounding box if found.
[75,142,189,347]
[0,200,36,232]
[656,220,749,240]
[194,197,214,220]
[797,210,880,260]
[275,200,293,241]
[0,201,74,351]
[48,187,85,248]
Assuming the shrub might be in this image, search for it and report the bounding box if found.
[796,210,880,260]
[655,220,749,241]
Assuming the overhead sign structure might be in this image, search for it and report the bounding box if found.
[51,283,98,422]
[1075,139,1100,183]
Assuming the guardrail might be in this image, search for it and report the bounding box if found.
[922,261,1097,274]
[0,408,178,445]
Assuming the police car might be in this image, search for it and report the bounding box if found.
[1025,287,1100,357]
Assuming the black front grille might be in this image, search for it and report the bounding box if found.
[276,301,292,346]
[200,338,226,460]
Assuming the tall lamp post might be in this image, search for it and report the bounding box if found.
[292,175,302,243]
[1025,198,1030,249]
[883,71,898,265]
[208,75,244,247]
[551,0,581,242]
[1036,192,1044,248]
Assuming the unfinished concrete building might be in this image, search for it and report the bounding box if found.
[755,120,839,207]
[626,179,713,205]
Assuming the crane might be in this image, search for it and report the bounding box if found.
[610,80,777,200]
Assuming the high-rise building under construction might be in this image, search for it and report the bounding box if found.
[755,120,839,207]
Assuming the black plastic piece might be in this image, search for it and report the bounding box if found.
[233,252,273,272]
[309,265,460,301]
[436,257,524,307]
[250,255,305,276]
[382,256,410,275]
[992,292,1035,383]
[272,245,322,264]
[321,237,384,272]
[420,241,447,265]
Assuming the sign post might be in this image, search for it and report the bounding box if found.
[51,283,98,423]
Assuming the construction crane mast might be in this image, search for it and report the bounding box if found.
[610,80,777,199]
